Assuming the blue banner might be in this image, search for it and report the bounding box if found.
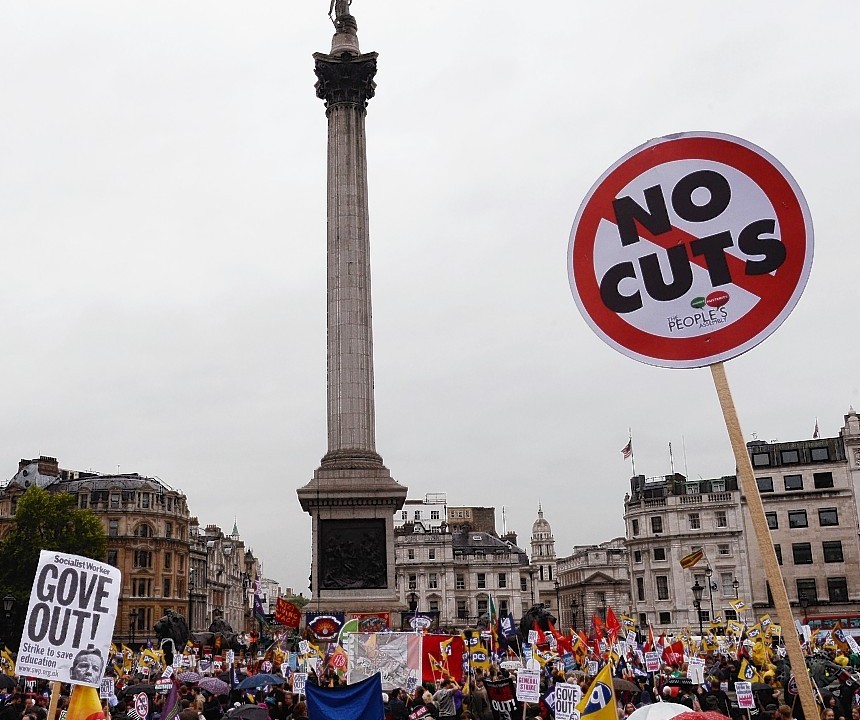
[306,672,384,720]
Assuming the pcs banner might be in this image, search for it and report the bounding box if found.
[17,550,121,687]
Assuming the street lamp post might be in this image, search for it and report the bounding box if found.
[705,567,715,622]
[554,580,561,618]
[570,599,578,630]
[732,578,740,599]
[3,595,15,647]
[799,593,809,625]
[188,569,195,633]
[691,580,704,636]
[129,609,139,647]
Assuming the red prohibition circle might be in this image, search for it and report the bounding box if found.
[568,133,812,368]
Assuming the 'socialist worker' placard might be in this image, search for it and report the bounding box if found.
[17,550,121,687]
[568,131,812,368]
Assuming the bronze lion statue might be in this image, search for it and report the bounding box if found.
[154,610,189,665]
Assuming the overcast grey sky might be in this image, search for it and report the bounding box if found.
[2,2,858,592]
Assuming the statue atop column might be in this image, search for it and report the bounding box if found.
[329,0,357,34]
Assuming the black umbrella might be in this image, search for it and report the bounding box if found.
[0,675,17,690]
[120,683,156,696]
[218,670,248,685]
[613,678,641,693]
[226,704,269,720]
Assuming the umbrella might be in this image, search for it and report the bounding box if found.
[0,675,17,690]
[177,672,201,683]
[665,676,695,687]
[218,670,248,685]
[613,678,641,693]
[120,683,156,697]
[198,677,230,695]
[236,673,285,690]
[226,705,270,720]
[750,682,772,692]
[627,702,690,720]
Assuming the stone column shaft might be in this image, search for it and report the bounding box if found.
[326,99,376,455]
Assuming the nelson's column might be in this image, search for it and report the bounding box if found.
[297,1,408,616]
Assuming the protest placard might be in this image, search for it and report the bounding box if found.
[516,669,541,703]
[99,677,115,700]
[644,652,660,673]
[293,672,307,697]
[555,682,583,720]
[736,682,755,709]
[17,550,120,687]
[687,657,705,684]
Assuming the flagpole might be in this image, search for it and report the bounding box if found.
[629,429,636,476]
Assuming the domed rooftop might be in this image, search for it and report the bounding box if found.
[531,504,553,537]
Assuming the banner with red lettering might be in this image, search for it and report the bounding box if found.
[275,598,301,628]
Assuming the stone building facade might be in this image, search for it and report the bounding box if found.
[556,538,630,631]
[0,456,268,644]
[742,410,860,619]
[394,503,532,629]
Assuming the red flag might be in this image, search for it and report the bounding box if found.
[643,625,656,653]
[606,608,622,641]
[662,640,684,667]
[532,620,547,646]
[548,620,572,653]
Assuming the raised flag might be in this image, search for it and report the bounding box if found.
[620,440,633,459]
[679,549,705,569]
[0,647,15,677]
[275,598,301,628]
[500,613,517,641]
[643,625,655,653]
[577,663,616,720]
[738,658,759,682]
[605,608,622,641]
[662,640,684,667]
[730,598,747,612]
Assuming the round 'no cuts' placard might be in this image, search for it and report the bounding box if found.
[568,131,813,368]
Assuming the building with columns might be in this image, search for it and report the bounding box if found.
[394,502,532,629]
[623,472,750,633]
[0,455,269,645]
[556,538,630,631]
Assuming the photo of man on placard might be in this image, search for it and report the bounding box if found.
[69,648,105,685]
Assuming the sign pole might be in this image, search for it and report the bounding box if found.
[46,681,62,720]
[710,361,818,720]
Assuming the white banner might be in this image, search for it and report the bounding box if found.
[17,551,120,686]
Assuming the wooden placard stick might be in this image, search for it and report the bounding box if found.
[46,681,62,720]
[710,361,817,720]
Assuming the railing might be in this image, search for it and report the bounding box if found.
[644,498,667,507]
[680,495,703,505]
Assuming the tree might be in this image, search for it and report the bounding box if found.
[284,593,310,610]
[0,485,108,620]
